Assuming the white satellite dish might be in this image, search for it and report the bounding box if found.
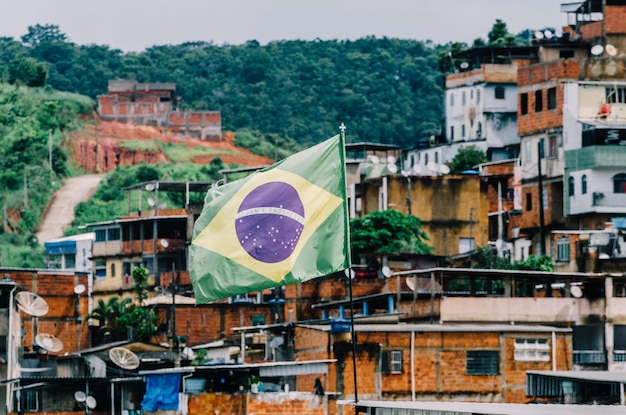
[109,346,140,370]
[387,156,397,165]
[35,333,64,352]
[412,165,422,175]
[591,44,604,56]
[440,164,451,175]
[427,161,438,174]
[74,391,86,403]
[85,396,97,410]
[344,269,355,279]
[159,239,170,248]
[534,30,544,40]
[543,30,553,39]
[156,202,167,210]
[406,276,416,292]
[16,291,49,316]
[606,44,618,57]
[145,183,156,191]
[369,155,380,164]
[381,266,392,278]
[74,284,86,295]
[459,62,469,70]
[570,285,583,298]
[387,164,398,174]
[147,197,156,207]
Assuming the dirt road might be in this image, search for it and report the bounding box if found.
[36,174,104,244]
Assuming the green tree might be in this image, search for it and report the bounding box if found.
[350,210,432,256]
[116,266,156,341]
[21,24,68,46]
[447,146,487,174]
[488,19,517,46]
[7,56,47,87]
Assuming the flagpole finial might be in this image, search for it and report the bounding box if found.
[339,123,346,135]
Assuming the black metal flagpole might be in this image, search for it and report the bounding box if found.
[339,123,359,405]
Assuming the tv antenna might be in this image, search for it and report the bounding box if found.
[109,346,140,370]
[16,291,49,316]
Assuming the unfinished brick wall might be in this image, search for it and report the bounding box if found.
[188,392,326,415]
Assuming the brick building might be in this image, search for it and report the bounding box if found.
[97,79,222,140]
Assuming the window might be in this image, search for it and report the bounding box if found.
[548,135,558,158]
[582,175,587,194]
[435,152,439,163]
[108,227,120,241]
[450,93,454,106]
[547,87,557,110]
[476,89,481,104]
[495,86,505,100]
[462,91,466,105]
[110,263,116,278]
[606,87,626,104]
[424,153,429,165]
[535,90,543,112]
[450,126,454,141]
[64,253,75,269]
[538,138,545,159]
[461,124,466,138]
[614,173,626,193]
[524,140,532,164]
[560,49,575,59]
[459,237,474,254]
[514,339,550,362]
[526,193,533,211]
[466,350,499,375]
[381,350,403,374]
[568,177,575,197]
[557,237,571,261]
[19,389,42,412]
[95,261,106,278]
[520,93,528,115]
[95,229,106,242]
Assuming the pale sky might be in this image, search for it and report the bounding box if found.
[2,0,568,52]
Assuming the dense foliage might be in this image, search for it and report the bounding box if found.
[350,209,433,256]
[472,245,554,271]
[0,26,444,147]
[0,83,93,267]
[446,146,487,173]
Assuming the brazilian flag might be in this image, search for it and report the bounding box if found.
[191,134,351,304]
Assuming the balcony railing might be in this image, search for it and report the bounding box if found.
[573,350,606,364]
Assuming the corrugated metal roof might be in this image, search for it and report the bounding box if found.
[528,370,626,383]
[341,399,626,414]
[298,323,571,334]
[139,359,335,376]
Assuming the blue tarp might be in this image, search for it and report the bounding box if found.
[141,373,181,412]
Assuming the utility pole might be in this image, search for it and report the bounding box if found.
[48,129,52,170]
[537,141,546,256]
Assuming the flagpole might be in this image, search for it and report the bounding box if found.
[340,123,359,406]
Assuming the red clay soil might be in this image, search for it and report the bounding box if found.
[64,120,273,173]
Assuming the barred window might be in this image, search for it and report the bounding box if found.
[606,87,626,104]
[466,350,499,375]
[557,237,571,262]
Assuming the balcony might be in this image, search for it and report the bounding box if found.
[566,145,626,170]
[573,350,606,365]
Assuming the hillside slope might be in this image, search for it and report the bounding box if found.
[66,120,274,173]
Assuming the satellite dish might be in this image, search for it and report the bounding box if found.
[459,62,469,70]
[147,197,156,207]
[74,391,86,403]
[156,202,167,210]
[440,164,451,175]
[269,336,284,349]
[85,396,97,409]
[534,31,544,40]
[35,333,64,352]
[543,30,553,39]
[412,165,422,175]
[599,253,610,259]
[159,239,170,248]
[109,347,140,370]
[387,164,398,174]
[606,44,618,57]
[344,269,355,279]
[381,266,392,278]
[145,183,156,191]
[571,285,583,298]
[16,291,49,316]
[369,155,380,164]
[591,44,604,56]
[74,284,86,295]
[387,156,397,165]
[406,276,416,292]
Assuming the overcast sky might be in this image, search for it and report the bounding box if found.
[3,0,568,52]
